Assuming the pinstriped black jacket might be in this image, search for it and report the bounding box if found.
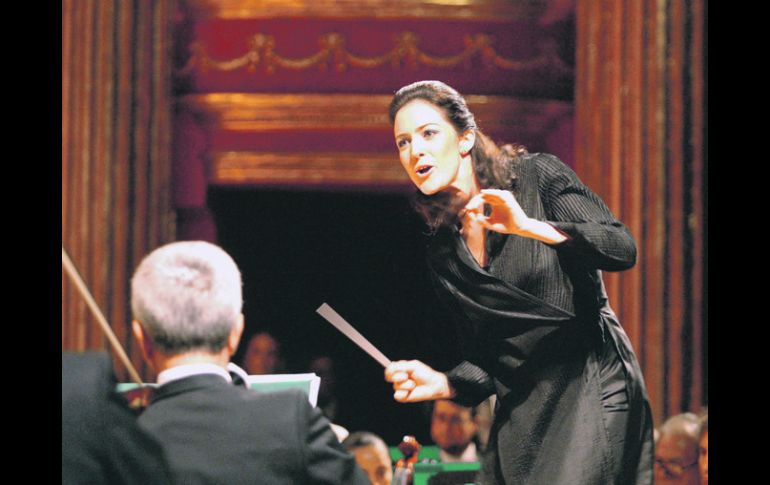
[428,153,654,485]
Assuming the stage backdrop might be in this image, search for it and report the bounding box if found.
[62,0,706,433]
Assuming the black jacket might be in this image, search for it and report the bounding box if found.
[138,374,369,485]
[62,352,172,484]
[430,153,654,484]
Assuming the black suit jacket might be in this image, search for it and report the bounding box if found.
[62,352,172,484]
[138,374,369,485]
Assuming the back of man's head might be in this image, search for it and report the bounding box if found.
[655,412,701,485]
[131,241,242,354]
[342,432,392,485]
[659,412,700,444]
[343,431,388,452]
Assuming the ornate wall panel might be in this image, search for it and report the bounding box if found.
[181,0,549,21]
[179,93,571,134]
[179,93,572,189]
[174,19,573,97]
[62,0,174,382]
[576,0,706,424]
[172,0,577,239]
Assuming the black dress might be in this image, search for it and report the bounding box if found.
[427,153,654,484]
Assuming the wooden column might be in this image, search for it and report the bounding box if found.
[576,0,706,425]
[62,0,174,382]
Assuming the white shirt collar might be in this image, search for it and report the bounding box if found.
[439,442,478,463]
[157,363,232,386]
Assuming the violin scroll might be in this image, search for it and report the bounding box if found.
[392,435,422,485]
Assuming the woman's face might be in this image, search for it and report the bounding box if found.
[393,99,473,195]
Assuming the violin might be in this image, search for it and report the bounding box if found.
[62,247,153,413]
[392,435,422,485]
[119,385,155,414]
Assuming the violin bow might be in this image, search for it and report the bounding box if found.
[62,246,143,386]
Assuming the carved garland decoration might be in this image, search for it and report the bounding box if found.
[176,32,573,75]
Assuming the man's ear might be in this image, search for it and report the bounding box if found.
[132,320,154,363]
[227,314,245,357]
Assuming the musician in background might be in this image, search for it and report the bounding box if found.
[343,431,394,485]
[430,400,480,463]
[654,413,701,485]
[698,414,708,485]
[308,355,340,421]
[241,330,285,375]
[130,241,368,484]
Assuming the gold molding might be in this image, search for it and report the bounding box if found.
[180,93,573,132]
[180,94,391,130]
[210,151,410,186]
[181,0,546,21]
[177,32,573,76]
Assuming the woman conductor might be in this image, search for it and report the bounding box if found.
[383,81,654,485]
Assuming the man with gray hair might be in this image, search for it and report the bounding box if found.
[342,431,393,485]
[654,412,701,485]
[131,241,368,484]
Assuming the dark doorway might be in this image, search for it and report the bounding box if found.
[208,187,463,444]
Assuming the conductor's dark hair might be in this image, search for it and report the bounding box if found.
[389,80,527,232]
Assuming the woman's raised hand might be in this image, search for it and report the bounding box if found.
[464,189,568,244]
[384,360,454,403]
[464,189,532,235]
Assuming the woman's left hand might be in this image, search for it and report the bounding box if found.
[464,189,534,235]
[464,189,569,244]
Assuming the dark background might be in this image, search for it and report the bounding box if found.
[209,186,463,444]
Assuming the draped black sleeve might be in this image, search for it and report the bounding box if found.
[427,268,496,407]
[536,153,637,271]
